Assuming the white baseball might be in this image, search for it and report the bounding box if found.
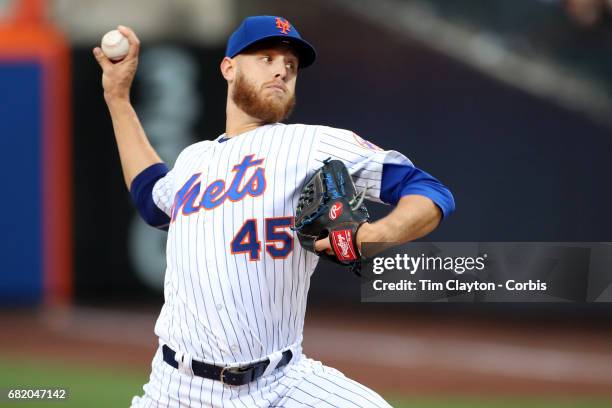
[101,30,129,61]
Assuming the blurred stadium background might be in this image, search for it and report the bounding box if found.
[1,0,612,406]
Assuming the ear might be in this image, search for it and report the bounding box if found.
[220,57,236,82]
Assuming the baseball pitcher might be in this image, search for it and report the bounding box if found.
[93,15,455,407]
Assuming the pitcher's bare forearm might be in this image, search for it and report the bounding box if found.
[315,194,444,255]
[360,195,442,245]
[93,26,162,190]
[106,98,162,189]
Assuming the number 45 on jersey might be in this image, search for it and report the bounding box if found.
[231,217,294,261]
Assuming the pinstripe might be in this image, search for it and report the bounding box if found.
[264,125,281,352]
[171,147,203,358]
[179,210,196,357]
[287,125,305,343]
[282,358,391,407]
[233,132,265,357]
[253,129,274,357]
[163,358,171,408]
[263,127,278,354]
[211,377,216,408]
[187,360,194,406]
[221,376,225,408]
[290,386,336,408]
[354,167,383,174]
[236,382,253,408]
[350,174,385,182]
[213,140,245,360]
[236,386,251,408]
[249,386,261,408]
[242,132,265,355]
[198,375,204,408]
[278,126,292,346]
[176,217,190,355]
[194,162,217,362]
[234,130,264,356]
[306,374,388,408]
[270,388,283,402]
[288,125,305,344]
[314,155,385,167]
[203,144,237,361]
[167,174,178,358]
[244,130,266,355]
[325,369,387,404]
[157,353,166,406]
[283,394,319,408]
[271,126,281,350]
[168,190,179,390]
[222,135,255,360]
[273,375,332,408]
[203,144,234,360]
[279,126,295,346]
[184,163,207,360]
[294,126,318,337]
[176,374,182,408]
[170,369,178,407]
[226,135,252,358]
[319,139,371,159]
[313,156,385,167]
[283,374,363,408]
[257,125,274,400]
[184,238,203,361]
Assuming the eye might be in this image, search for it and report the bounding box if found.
[261,56,272,63]
[286,61,297,71]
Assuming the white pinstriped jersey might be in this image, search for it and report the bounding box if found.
[151,123,412,366]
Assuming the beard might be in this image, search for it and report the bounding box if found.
[231,72,295,123]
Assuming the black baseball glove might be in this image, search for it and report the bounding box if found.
[293,158,370,275]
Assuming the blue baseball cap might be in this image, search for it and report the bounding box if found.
[225,16,317,69]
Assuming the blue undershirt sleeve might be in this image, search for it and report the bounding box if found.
[380,163,455,219]
[130,163,171,230]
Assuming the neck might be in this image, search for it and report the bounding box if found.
[225,96,270,137]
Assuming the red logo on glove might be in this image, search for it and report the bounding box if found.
[330,229,357,261]
[329,202,343,220]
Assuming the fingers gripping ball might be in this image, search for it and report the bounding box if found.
[293,159,370,275]
[101,29,129,61]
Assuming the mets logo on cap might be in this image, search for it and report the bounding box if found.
[275,17,291,34]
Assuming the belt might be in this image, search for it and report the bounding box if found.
[162,345,293,386]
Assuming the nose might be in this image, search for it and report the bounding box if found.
[273,59,288,80]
